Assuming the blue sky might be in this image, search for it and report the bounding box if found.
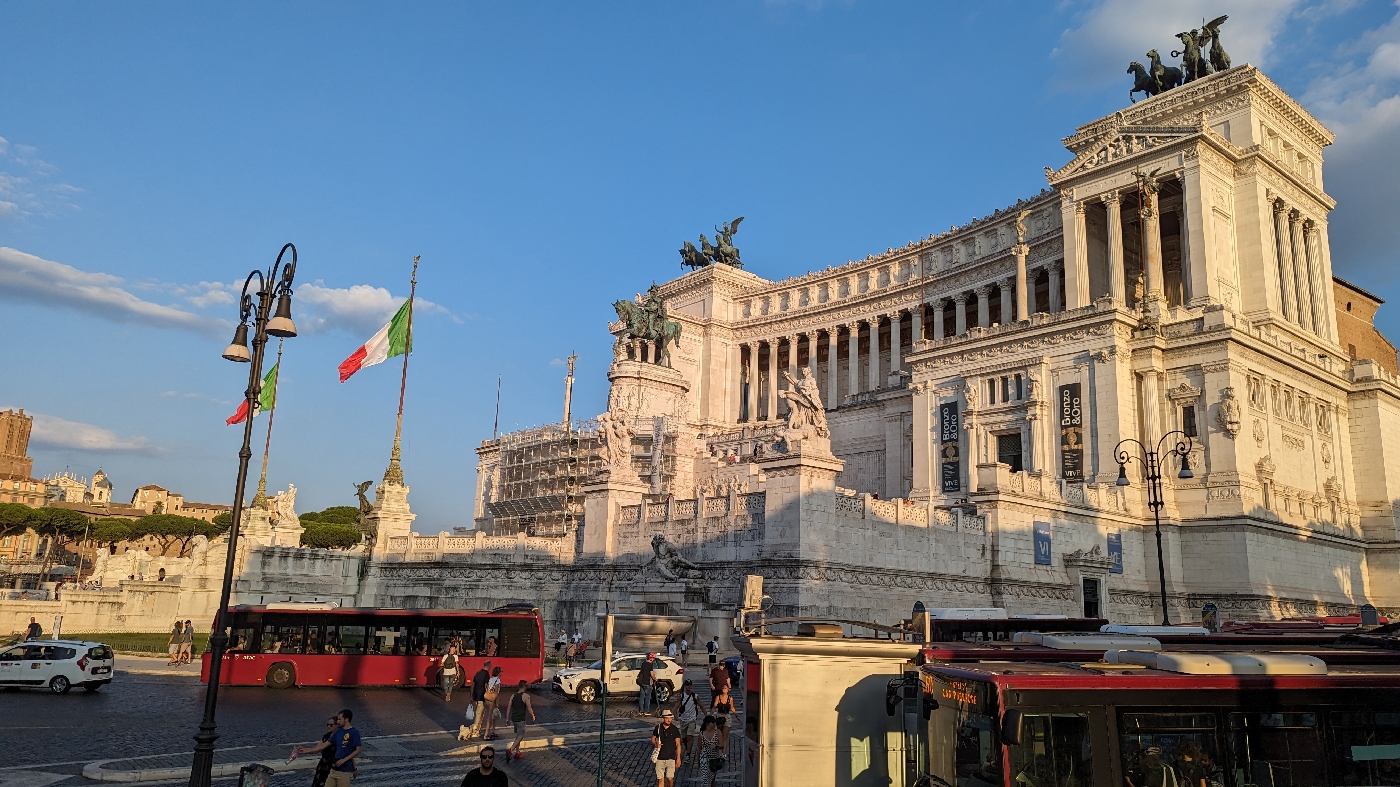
[3,1,1399,530]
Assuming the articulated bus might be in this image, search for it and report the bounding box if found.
[898,653,1400,787]
[201,604,543,689]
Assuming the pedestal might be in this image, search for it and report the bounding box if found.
[240,506,274,548]
[581,471,651,561]
[607,360,692,422]
[756,445,845,560]
[364,480,415,562]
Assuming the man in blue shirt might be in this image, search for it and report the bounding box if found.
[325,709,361,787]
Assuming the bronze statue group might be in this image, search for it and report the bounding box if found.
[1129,15,1231,102]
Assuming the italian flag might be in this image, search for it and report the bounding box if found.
[226,364,278,425]
[338,299,413,383]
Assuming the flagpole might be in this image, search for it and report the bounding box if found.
[252,339,284,507]
[384,256,420,484]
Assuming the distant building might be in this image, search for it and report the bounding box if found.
[45,470,92,503]
[0,409,34,481]
[129,483,230,522]
[1335,276,1398,374]
[0,477,45,506]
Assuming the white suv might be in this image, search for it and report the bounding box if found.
[552,653,684,704]
[0,640,115,694]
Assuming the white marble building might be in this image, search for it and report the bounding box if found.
[460,65,1400,625]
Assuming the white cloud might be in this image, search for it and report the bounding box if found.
[0,136,81,220]
[296,281,449,335]
[1052,1,1303,93]
[0,247,227,336]
[0,408,155,454]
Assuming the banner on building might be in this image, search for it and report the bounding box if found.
[1034,521,1052,565]
[1058,382,1084,481]
[939,402,960,493]
[1107,532,1123,574]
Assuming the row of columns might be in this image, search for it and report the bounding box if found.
[1271,198,1334,341]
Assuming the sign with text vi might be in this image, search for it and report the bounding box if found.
[1107,532,1123,574]
[1034,521,1052,565]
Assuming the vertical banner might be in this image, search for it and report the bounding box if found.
[1058,382,1084,481]
[1034,521,1052,565]
[939,402,961,493]
[1107,532,1123,574]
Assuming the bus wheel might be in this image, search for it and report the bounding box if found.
[266,662,296,689]
[653,682,673,704]
[575,681,599,704]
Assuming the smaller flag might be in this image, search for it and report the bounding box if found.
[338,299,413,383]
[226,363,279,425]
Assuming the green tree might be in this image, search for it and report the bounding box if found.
[211,511,233,528]
[300,506,360,525]
[0,502,33,539]
[300,523,363,549]
[88,517,135,546]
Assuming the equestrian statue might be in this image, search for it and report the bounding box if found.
[1129,15,1229,101]
[680,216,745,270]
[613,283,683,367]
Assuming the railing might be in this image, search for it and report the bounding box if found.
[381,530,576,565]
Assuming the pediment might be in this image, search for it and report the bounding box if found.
[1046,126,1199,185]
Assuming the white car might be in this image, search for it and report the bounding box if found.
[0,640,115,694]
[552,653,684,704]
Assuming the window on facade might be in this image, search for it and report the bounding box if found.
[1002,377,1011,403]
[989,379,998,404]
[997,433,1024,473]
[1082,578,1101,618]
[1182,405,1197,437]
[1015,374,1024,400]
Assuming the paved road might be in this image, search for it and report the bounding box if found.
[2,659,743,786]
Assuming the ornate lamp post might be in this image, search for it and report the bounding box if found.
[188,244,298,787]
[1114,430,1194,626]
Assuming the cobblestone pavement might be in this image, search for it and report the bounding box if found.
[1,662,745,786]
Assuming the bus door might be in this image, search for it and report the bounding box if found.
[1003,704,1109,787]
[925,674,1003,787]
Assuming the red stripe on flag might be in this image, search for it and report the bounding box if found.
[226,400,250,425]
[339,345,369,383]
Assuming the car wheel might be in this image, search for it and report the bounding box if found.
[576,680,599,704]
[653,682,673,704]
[265,662,296,689]
[49,675,71,695]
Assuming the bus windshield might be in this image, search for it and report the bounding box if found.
[926,674,1002,787]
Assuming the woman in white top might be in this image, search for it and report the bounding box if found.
[483,665,504,739]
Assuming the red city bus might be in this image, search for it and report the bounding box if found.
[200,603,543,689]
[899,655,1400,787]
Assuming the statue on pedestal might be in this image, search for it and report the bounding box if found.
[597,410,636,471]
[613,284,683,367]
[779,367,829,444]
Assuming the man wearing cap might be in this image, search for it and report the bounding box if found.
[651,709,683,787]
[637,652,657,715]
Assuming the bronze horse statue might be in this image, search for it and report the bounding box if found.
[1172,30,1210,82]
[613,298,682,367]
[1127,62,1158,102]
[1147,50,1184,92]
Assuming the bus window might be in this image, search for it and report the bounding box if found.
[1118,712,1222,787]
[327,624,367,655]
[431,625,476,655]
[407,625,430,655]
[304,623,323,654]
[229,624,260,653]
[1227,713,1325,787]
[500,617,539,658]
[1328,711,1400,785]
[927,676,1002,787]
[262,620,306,654]
[481,623,500,657]
[368,624,408,655]
[1007,714,1094,787]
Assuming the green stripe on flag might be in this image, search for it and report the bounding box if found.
[260,363,278,412]
[387,299,413,358]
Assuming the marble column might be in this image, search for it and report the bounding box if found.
[1013,245,1029,320]
[847,323,861,399]
[889,312,901,377]
[1049,263,1063,313]
[1289,211,1313,333]
[1303,221,1330,339]
[783,335,798,416]
[911,305,923,344]
[806,332,819,377]
[1105,190,1125,305]
[1141,186,1165,316]
[745,342,758,423]
[730,342,742,423]
[933,299,946,340]
[975,285,991,328]
[999,279,1013,326]
[1068,198,1090,309]
[767,339,780,421]
[1141,370,1162,448]
[954,295,968,335]
[869,318,882,392]
[827,329,840,409]
[1273,201,1299,323]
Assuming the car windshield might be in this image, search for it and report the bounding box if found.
[0,646,21,660]
[586,659,604,670]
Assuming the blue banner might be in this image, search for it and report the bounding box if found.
[1107,532,1123,574]
[1034,521,1052,565]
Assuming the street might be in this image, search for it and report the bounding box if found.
[1,658,742,786]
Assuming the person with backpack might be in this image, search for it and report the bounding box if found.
[706,636,720,665]
[673,681,701,759]
[440,644,461,702]
[637,653,657,715]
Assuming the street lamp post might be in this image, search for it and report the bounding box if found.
[1114,430,1194,627]
[188,243,298,787]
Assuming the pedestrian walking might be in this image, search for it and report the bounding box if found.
[503,680,535,762]
[710,683,734,723]
[679,636,689,665]
[637,652,657,715]
[295,709,360,787]
[179,619,194,663]
[168,621,183,665]
[697,715,727,787]
[706,636,719,666]
[651,709,683,787]
[459,746,508,786]
[466,660,492,738]
[708,660,730,700]
[674,681,701,759]
[289,715,340,787]
[482,666,503,740]
[663,629,676,659]
[441,644,461,702]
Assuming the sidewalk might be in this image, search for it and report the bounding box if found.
[82,722,654,783]
[114,653,202,677]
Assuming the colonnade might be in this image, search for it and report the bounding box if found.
[1270,197,1335,342]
